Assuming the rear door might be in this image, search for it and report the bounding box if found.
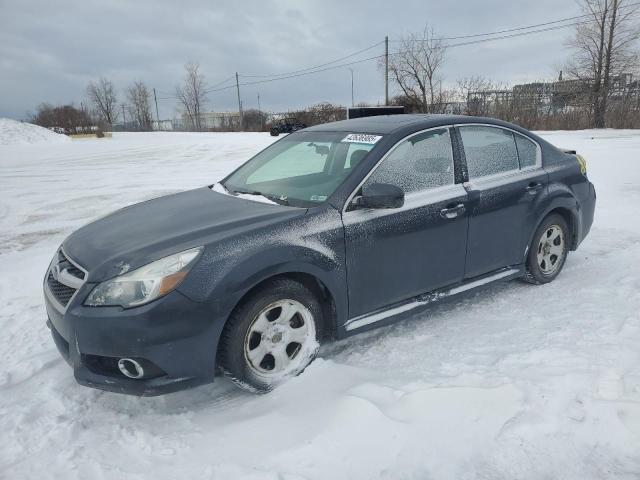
[343,127,469,318]
[457,125,548,278]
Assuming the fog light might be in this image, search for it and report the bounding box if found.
[117,358,145,379]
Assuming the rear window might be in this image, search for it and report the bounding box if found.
[459,126,519,178]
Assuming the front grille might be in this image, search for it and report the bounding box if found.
[58,251,85,280]
[45,248,86,308]
[47,271,77,306]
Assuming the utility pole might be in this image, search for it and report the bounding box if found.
[153,88,160,130]
[257,92,262,130]
[348,68,354,107]
[235,72,243,131]
[122,104,126,129]
[384,35,389,106]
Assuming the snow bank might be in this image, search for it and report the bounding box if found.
[0,118,71,146]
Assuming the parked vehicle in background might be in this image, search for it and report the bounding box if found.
[347,105,405,119]
[43,114,595,396]
[269,117,307,136]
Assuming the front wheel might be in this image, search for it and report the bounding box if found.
[219,278,322,392]
[522,213,569,284]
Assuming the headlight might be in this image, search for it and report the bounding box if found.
[85,247,203,308]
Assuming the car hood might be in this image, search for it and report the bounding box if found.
[63,187,306,282]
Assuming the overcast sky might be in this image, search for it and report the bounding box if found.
[0,0,581,120]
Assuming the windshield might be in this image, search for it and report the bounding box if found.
[221,131,381,207]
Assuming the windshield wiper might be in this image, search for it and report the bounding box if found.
[231,188,290,206]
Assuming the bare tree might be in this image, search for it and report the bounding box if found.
[87,77,118,126]
[175,62,208,131]
[566,0,639,127]
[126,81,153,130]
[31,103,92,134]
[457,76,496,115]
[386,25,448,113]
[242,109,269,131]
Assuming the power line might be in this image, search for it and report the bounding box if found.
[205,54,386,93]
[205,74,237,92]
[216,20,605,90]
[446,19,594,48]
[446,12,639,48]
[394,0,640,43]
[165,5,640,99]
[227,16,634,91]
[393,14,588,43]
[240,40,384,79]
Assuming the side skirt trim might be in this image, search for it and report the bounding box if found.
[344,267,521,332]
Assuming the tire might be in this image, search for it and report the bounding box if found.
[219,278,323,392]
[522,213,570,284]
[269,128,279,137]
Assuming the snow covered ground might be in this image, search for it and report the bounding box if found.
[0,118,70,146]
[1,130,639,479]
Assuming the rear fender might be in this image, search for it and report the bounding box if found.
[524,186,580,260]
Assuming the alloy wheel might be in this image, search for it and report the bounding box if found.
[537,224,565,275]
[244,299,317,378]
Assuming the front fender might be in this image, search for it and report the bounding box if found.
[215,245,347,324]
[177,207,348,331]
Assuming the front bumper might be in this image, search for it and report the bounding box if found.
[45,284,224,396]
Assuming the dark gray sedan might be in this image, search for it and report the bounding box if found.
[44,114,596,395]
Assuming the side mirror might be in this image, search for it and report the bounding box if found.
[355,183,404,209]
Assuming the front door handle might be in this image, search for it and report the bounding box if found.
[440,203,466,219]
[525,182,543,194]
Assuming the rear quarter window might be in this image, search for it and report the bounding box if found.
[514,133,538,168]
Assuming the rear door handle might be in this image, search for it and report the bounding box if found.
[525,182,543,194]
[440,203,466,219]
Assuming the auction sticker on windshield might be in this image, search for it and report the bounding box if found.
[342,133,382,144]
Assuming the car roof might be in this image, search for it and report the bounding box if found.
[304,114,523,135]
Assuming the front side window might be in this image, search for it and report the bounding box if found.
[223,131,378,206]
[459,126,519,179]
[364,128,454,194]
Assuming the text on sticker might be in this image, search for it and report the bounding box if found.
[342,134,382,144]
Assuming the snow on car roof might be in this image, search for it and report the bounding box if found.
[305,114,510,135]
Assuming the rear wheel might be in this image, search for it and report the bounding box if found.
[522,214,569,284]
[219,278,322,392]
[269,128,279,136]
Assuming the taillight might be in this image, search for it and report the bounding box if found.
[575,154,587,175]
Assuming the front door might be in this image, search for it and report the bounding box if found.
[457,125,549,278]
[343,127,469,319]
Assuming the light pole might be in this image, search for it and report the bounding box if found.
[257,92,262,131]
[348,68,354,107]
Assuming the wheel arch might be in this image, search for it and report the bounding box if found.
[212,253,348,350]
[546,207,577,248]
[526,201,580,260]
[236,271,337,338]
